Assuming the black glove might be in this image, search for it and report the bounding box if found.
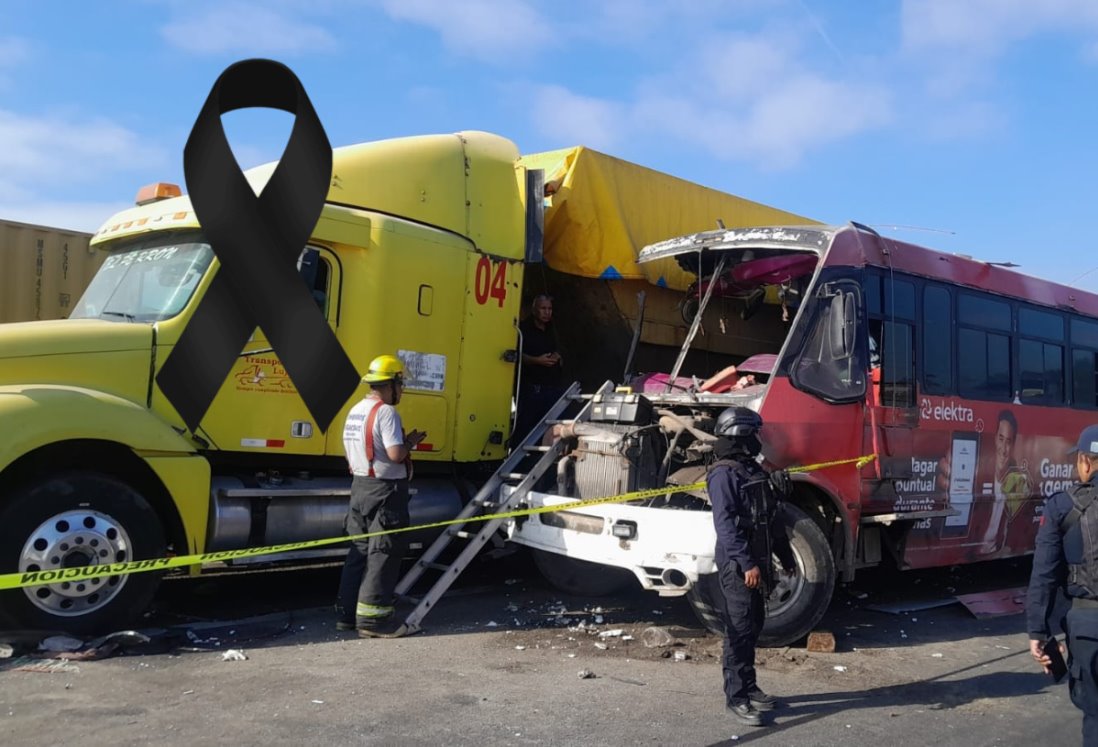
[769,469,792,499]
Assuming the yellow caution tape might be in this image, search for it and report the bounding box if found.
[788,453,877,473]
[0,453,875,592]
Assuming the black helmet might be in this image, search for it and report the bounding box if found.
[714,407,763,439]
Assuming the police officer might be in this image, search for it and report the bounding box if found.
[335,354,426,637]
[1027,423,1098,745]
[707,406,796,728]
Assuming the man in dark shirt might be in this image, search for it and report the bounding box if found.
[1027,423,1098,746]
[513,294,565,444]
[707,406,796,728]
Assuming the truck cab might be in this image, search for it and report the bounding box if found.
[0,131,539,633]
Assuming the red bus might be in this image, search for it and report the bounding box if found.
[509,222,1098,646]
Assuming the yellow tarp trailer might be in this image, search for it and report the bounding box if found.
[519,146,820,292]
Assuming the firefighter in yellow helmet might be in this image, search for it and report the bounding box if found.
[335,354,426,637]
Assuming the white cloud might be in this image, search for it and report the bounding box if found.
[634,76,891,171]
[161,3,337,56]
[901,0,1098,97]
[0,109,168,204]
[902,0,1098,57]
[920,100,1001,141]
[532,30,892,171]
[530,85,625,151]
[376,0,553,61]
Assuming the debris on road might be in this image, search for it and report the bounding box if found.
[673,651,689,662]
[806,631,836,653]
[598,629,625,638]
[865,597,956,614]
[578,669,596,679]
[955,587,1027,619]
[7,657,81,674]
[221,649,248,661]
[38,636,83,653]
[642,627,674,648]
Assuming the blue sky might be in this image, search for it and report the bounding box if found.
[2,0,1097,288]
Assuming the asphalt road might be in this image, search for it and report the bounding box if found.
[0,551,1084,746]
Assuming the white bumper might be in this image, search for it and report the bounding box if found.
[504,488,718,596]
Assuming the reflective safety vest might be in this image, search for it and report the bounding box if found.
[360,398,413,480]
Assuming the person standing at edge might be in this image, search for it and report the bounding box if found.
[706,407,796,728]
[513,294,565,444]
[1027,423,1098,745]
[335,354,426,638]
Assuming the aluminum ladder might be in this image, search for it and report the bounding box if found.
[391,380,605,637]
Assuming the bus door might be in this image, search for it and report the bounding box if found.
[861,274,950,533]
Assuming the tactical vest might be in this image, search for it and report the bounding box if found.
[709,458,782,587]
[1061,482,1098,599]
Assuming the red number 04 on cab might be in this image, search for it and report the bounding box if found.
[474,255,508,308]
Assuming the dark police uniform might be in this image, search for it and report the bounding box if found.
[707,455,796,719]
[1027,477,1098,745]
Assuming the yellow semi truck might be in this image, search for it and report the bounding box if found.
[0,131,814,635]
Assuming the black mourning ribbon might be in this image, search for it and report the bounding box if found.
[156,59,359,434]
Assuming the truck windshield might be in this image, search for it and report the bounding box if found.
[70,233,214,323]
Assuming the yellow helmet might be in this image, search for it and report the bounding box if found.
[363,354,404,384]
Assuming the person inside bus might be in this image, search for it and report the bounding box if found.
[1026,423,1098,746]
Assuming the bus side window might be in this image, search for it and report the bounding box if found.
[1018,306,1064,404]
[880,320,915,408]
[1072,318,1098,408]
[879,279,915,408]
[923,285,952,394]
[1073,351,1098,408]
[957,292,1012,401]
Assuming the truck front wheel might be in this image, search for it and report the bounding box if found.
[687,503,836,647]
[0,472,167,635]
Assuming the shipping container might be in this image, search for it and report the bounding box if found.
[0,219,101,323]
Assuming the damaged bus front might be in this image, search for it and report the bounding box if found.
[507,224,869,647]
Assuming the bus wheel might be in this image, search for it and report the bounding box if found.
[0,471,167,635]
[687,503,836,648]
[531,549,635,596]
